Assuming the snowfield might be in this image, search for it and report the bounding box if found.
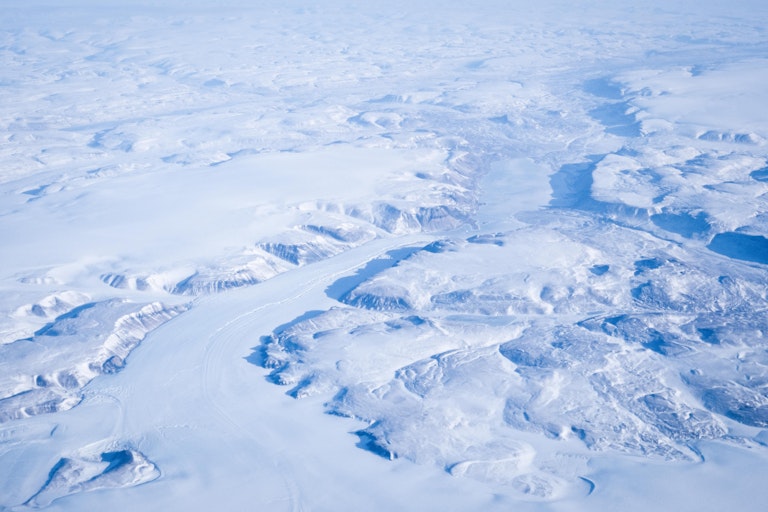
[2,1,768,510]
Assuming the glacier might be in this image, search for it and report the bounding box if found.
[1,0,768,510]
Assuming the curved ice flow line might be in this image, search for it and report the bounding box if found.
[193,234,434,511]
[4,237,429,510]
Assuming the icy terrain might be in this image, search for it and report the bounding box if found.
[2,1,768,510]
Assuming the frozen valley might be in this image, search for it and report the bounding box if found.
[2,1,768,510]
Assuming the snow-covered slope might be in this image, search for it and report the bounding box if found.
[2,1,768,510]
[1,300,188,422]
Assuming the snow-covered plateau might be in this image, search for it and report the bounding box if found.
[2,1,768,510]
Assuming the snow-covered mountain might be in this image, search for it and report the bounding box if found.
[2,1,768,510]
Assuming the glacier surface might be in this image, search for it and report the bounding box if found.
[2,0,768,510]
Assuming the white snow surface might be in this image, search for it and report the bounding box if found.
[2,0,768,510]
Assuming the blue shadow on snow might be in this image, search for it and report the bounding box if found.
[708,232,768,265]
